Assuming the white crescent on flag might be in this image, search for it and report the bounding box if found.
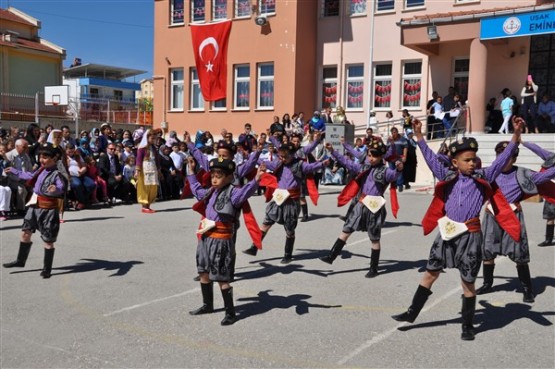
[199,37,219,72]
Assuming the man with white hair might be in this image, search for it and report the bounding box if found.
[5,139,33,214]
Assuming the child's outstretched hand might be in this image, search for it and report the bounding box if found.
[412,119,424,140]
[512,116,525,135]
[325,142,334,151]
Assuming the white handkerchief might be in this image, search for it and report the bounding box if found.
[26,193,38,207]
[438,216,468,241]
[360,195,386,214]
[272,189,290,206]
[196,218,216,235]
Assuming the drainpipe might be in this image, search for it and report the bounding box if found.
[367,0,376,130]
[338,1,344,109]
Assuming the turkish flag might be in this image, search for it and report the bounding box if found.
[190,20,232,101]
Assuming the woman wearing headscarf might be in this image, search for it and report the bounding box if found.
[89,128,100,159]
[402,128,418,190]
[135,129,161,213]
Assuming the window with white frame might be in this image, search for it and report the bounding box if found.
[171,0,185,24]
[350,0,367,15]
[453,57,469,101]
[373,63,392,109]
[213,0,227,20]
[190,68,204,110]
[321,67,337,109]
[322,0,340,17]
[401,61,422,108]
[257,63,274,109]
[346,65,364,110]
[212,98,226,110]
[191,0,205,22]
[376,0,394,12]
[405,0,425,8]
[234,64,250,109]
[235,0,251,17]
[259,0,276,16]
[171,68,184,110]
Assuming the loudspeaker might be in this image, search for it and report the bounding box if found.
[255,16,267,26]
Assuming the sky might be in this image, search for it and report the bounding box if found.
[3,0,154,81]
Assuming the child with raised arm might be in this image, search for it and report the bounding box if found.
[187,157,265,326]
[392,118,523,341]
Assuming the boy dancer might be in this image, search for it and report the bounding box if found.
[476,141,555,302]
[3,143,67,278]
[242,143,327,263]
[521,141,555,246]
[187,157,265,326]
[392,118,523,341]
[319,139,402,277]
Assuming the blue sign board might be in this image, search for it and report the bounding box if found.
[480,9,555,40]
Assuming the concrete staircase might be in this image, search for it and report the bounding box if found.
[414,133,555,187]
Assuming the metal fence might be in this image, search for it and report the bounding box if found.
[0,92,152,125]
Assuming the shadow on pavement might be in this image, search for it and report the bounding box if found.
[236,289,342,320]
[51,258,144,277]
[154,207,191,213]
[62,216,125,223]
[235,262,330,281]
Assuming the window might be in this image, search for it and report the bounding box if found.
[90,88,99,98]
[190,68,204,110]
[234,64,250,109]
[346,65,364,110]
[114,90,123,101]
[402,61,422,108]
[376,0,394,11]
[405,0,424,8]
[453,58,469,101]
[235,0,251,17]
[257,63,274,109]
[322,0,339,17]
[373,63,392,109]
[321,67,337,109]
[171,69,184,110]
[191,0,205,22]
[350,0,366,15]
[213,0,227,20]
[259,0,275,16]
[212,98,226,110]
[171,0,185,24]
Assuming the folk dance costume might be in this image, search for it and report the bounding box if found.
[188,158,261,326]
[477,141,555,302]
[392,131,521,341]
[522,141,555,246]
[242,143,325,263]
[3,143,67,278]
[319,139,400,278]
[136,129,161,213]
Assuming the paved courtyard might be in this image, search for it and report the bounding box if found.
[1,186,554,368]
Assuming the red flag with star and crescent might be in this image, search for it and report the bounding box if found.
[190,20,232,101]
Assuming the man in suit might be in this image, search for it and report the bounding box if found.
[97,143,130,203]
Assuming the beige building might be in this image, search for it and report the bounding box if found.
[153,0,555,136]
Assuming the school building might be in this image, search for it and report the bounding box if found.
[152,0,555,137]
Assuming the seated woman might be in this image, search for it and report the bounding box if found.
[66,143,96,210]
[323,158,345,185]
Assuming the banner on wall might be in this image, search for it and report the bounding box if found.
[190,20,232,101]
[480,9,555,40]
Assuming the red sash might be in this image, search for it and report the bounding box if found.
[306,174,319,206]
[422,174,521,242]
[537,167,555,205]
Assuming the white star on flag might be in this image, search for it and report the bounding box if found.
[205,61,213,72]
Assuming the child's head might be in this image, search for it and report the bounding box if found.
[125,155,136,166]
[449,137,479,176]
[367,138,386,166]
[216,140,236,160]
[495,141,518,172]
[85,156,96,165]
[37,143,58,168]
[278,144,296,165]
[209,157,235,189]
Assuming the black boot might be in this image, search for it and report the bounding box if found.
[517,264,535,303]
[300,203,309,222]
[319,239,346,264]
[461,295,476,341]
[189,283,214,315]
[538,224,554,246]
[220,287,237,326]
[40,248,55,279]
[242,231,266,256]
[476,263,495,295]
[3,242,32,268]
[281,237,295,264]
[392,285,433,323]
[365,249,380,278]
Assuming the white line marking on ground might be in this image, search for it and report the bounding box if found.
[103,287,200,317]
